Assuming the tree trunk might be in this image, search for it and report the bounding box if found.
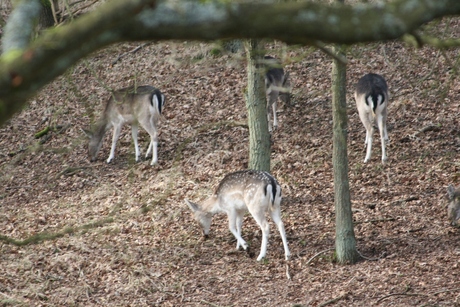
[38,0,58,30]
[1,0,41,53]
[244,39,270,172]
[331,44,359,264]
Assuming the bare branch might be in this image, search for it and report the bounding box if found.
[0,0,156,126]
[129,0,460,44]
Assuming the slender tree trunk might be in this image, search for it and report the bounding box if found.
[244,39,270,172]
[332,43,358,264]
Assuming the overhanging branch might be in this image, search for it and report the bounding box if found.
[1,0,460,126]
[129,0,460,44]
[0,0,156,126]
[403,33,460,49]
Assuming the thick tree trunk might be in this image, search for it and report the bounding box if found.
[244,39,270,172]
[331,44,358,264]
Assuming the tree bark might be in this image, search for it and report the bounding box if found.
[331,43,358,264]
[131,0,460,44]
[38,0,59,30]
[244,39,270,172]
[1,0,41,53]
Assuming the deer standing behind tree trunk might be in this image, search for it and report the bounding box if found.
[84,85,165,165]
[264,56,291,131]
[185,170,290,261]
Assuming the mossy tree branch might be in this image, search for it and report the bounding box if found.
[1,0,460,126]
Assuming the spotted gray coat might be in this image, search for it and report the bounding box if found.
[185,170,290,261]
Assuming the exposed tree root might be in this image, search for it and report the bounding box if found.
[354,218,395,224]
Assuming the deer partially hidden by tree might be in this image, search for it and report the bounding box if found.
[355,73,389,164]
[264,56,291,131]
[185,170,290,261]
[84,85,165,165]
[447,185,460,227]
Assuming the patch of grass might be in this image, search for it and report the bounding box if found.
[209,48,222,57]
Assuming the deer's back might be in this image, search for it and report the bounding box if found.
[216,170,279,203]
[355,73,388,96]
[105,86,157,123]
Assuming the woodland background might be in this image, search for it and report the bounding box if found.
[1,1,460,306]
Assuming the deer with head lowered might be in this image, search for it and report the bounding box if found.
[355,73,389,163]
[264,56,291,131]
[84,85,165,165]
[185,170,290,261]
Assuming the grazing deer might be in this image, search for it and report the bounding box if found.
[84,85,165,165]
[355,73,389,163]
[264,56,291,131]
[447,185,460,227]
[185,170,290,261]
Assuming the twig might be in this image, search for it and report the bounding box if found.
[318,293,348,307]
[201,300,227,307]
[356,249,381,261]
[391,196,419,206]
[59,0,100,21]
[432,288,460,296]
[408,226,425,233]
[286,263,292,280]
[306,248,334,265]
[376,292,428,303]
[112,42,152,65]
[413,124,441,137]
[5,185,32,190]
[354,218,395,225]
[50,0,58,25]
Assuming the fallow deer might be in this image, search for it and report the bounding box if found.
[264,56,291,131]
[355,73,389,163]
[85,85,165,165]
[185,170,290,261]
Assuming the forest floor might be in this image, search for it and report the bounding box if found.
[1,16,460,307]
